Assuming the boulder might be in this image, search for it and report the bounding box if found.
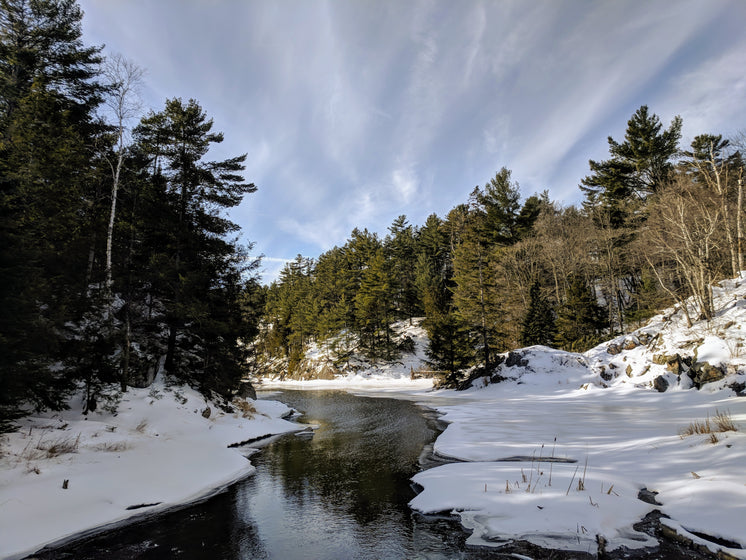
[201,406,211,419]
[505,351,528,368]
[237,381,257,401]
[692,362,726,387]
[652,354,668,365]
[606,343,622,355]
[637,332,653,345]
[622,338,638,351]
[730,381,746,396]
[665,356,684,375]
[653,375,669,392]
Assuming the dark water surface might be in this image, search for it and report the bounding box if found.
[30,390,479,559]
[28,389,716,560]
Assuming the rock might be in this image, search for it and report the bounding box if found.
[730,381,746,396]
[606,343,622,355]
[600,368,614,382]
[626,364,633,377]
[622,338,638,350]
[653,375,669,392]
[652,354,668,365]
[665,356,684,375]
[505,351,528,368]
[201,406,211,419]
[656,353,693,375]
[693,362,726,386]
[237,381,257,400]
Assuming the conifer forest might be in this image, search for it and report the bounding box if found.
[2,0,745,428]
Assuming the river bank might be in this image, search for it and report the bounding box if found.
[0,380,302,560]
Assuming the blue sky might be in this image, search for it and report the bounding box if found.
[76,0,746,283]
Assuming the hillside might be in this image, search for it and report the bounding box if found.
[257,275,746,398]
[406,275,746,558]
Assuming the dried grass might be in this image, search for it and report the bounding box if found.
[680,409,737,438]
[233,399,256,419]
[93,441,129,452]
[37,433,81,458]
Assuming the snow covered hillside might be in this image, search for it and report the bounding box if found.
[257,319,435,389]
[0,380,302,560]
[410,275,746,558]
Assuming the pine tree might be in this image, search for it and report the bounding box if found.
[581,105,682,226]
[554,277,607,352]
[354,249,395,362]
[385,215,421,321]
[131,98,257,395]
[0,0,106,425]
[452,227,502,370]
[520,281,555,347]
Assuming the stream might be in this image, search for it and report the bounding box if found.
[28,389,717,560]
[30,390,478,559]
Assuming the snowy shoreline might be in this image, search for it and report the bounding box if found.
[4,276,746,559]
[0,382,303,560]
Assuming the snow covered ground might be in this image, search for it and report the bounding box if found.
[0,380,302,560]
[408,275,746,558]
[265,276,746,558]
[3,277,746,559]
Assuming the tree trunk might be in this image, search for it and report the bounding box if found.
[738,175,744,276]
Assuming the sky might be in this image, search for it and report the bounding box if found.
[76,0,746,283]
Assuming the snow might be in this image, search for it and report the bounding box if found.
[406,275,746,558]
[4,277,746,559]
[0,380,302,560]
[264,277,746,557]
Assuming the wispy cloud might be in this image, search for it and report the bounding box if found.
[78,0,746,283]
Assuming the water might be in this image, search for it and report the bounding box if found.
[30,390,476,559]
[27,389,716,560]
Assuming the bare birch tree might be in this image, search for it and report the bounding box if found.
[103,54,144,294]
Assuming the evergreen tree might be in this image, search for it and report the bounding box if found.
[520,281,555,347]
[581,105,682,226]
[554,277,607,352]
[385,215,421,321]
[0,0,106,424]
[131,98,257,395]
[354,248,395,361]
[452,225,502,370]
[471,167,521,245]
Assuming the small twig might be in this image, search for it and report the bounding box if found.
[567,465,580,495]
[537,443,544,475]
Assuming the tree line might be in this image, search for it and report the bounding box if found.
[259,106,745,384]
[0,0,261,429]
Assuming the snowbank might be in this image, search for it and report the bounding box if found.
[0,380,302,560]
[409,275,746,557]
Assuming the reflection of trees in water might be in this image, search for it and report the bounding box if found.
[265,390,438,526]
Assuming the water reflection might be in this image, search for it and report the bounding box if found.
[230,390,442,559]
[30,389,474,559]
